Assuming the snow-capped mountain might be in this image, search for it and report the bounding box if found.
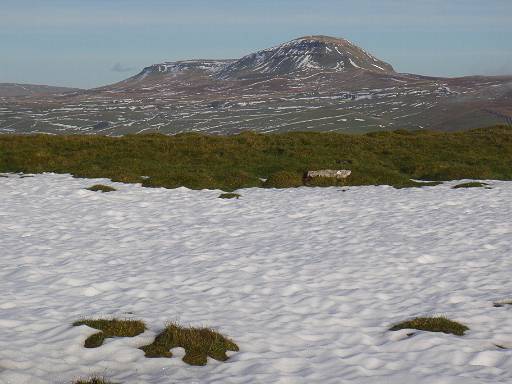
[216,35,395,79]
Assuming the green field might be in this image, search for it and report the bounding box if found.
[1,125,511,190]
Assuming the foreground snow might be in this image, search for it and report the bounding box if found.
[1,174,512,384]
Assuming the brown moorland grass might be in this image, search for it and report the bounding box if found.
[140,322,239,366]
[390,316,469,336]
[73,319,146,348]
[263,170,304,188]
[1,125,511,190]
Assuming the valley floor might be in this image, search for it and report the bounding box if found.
[1,174,512,383]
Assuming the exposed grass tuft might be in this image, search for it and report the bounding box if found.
[73,318,146,348]
[140,322,239,366]
[73,377,117,384]
[390,316,469,336]
[86,184,117,192]
[219,192,241,199]
[452,182,489,189]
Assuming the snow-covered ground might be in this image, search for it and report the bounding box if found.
[1,173,512,384]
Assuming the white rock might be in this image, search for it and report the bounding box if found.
[306,169,352,179]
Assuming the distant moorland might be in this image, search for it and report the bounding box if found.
[1,36,511,136]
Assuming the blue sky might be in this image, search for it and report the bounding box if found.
[1,0,511,88]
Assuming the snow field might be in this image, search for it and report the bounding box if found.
[1,173,512,383]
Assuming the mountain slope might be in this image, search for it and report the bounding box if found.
[129,59,234,81]
[0,83,80,97]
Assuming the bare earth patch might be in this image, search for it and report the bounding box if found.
[86,184,117,192]
[219,192,241,199]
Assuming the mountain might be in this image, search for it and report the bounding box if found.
[217,35,394,79]
[1,36,511,135]
[124,36,394,82]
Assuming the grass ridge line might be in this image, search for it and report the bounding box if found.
[1,125,511,190]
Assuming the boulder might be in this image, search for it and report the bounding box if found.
[306,169,352,179]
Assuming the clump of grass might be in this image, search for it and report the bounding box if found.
[73,318,146,348]
[263,170,303,188]
[219,192,241,199]
[390,316,469,336]
[452,182,489,189]
[73,377,117,384]
[493,300,512,308]
[86,184,117,192]
[140,322,239,366]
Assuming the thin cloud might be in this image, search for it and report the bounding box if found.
[111,63,135,73]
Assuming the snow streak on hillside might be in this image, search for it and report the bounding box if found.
[1,174,512,383]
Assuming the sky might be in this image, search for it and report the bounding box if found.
[1,0,511,89]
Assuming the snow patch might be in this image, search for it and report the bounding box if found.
[1,174,511,383]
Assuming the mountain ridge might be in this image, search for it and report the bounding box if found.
[131,35,395,81]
